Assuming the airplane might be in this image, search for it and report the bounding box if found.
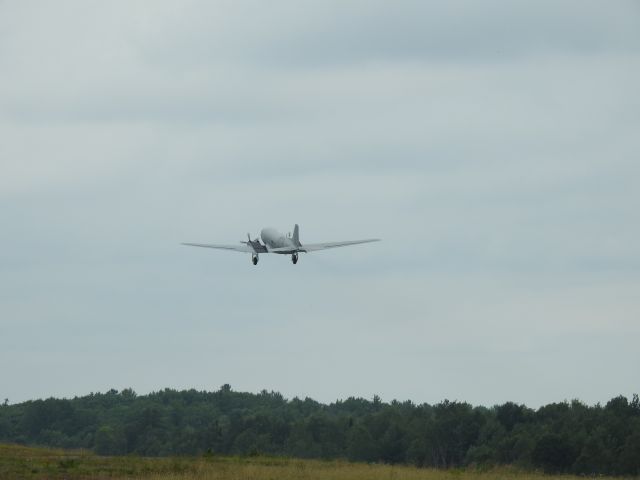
[182,224,379,265]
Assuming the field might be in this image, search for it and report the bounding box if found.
[0,443,627,480]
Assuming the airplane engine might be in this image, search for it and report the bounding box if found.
[291,253,298,264]
[252,254,259,265]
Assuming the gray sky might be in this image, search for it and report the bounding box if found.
[1,0,639,408]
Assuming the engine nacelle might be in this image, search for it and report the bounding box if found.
[252,254,259,265]
[291,253,298,264]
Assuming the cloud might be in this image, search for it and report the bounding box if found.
[0,0,639,407]
[137,1,640,66]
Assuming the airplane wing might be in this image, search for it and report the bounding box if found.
[301,239,380,252]
[268,239,380,253]
[181,243,254,253]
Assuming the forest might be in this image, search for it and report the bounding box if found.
[1,386,639,475]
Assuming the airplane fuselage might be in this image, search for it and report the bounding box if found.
[260,227,295,251]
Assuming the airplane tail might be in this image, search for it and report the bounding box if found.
[293,224,301,246]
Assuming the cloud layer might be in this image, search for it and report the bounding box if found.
[1,1,639,407]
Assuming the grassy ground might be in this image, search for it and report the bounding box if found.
[0,443,627,480]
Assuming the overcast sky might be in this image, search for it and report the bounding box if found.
[1,1,639,408]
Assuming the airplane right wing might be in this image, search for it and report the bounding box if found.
[299,239,380,252]
[181,243,254,253]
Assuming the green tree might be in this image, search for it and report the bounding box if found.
[94,426,126,455]
[618,426,640,475]
[346,424,377,461]
[531,433,577,473]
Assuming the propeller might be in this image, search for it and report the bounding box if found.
[241,233,252,245]
[243,233,260,244]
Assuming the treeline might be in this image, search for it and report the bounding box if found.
[1,386,639,475]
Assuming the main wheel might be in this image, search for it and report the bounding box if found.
[252,255,259,265]
[291,253,298,264]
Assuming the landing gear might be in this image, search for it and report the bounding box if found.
[252,254,259,265]
[291,253,298,265]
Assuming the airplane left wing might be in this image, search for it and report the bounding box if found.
[268,239,380,253]
[301,239,380,252]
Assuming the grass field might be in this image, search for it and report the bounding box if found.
[0,443,628,480]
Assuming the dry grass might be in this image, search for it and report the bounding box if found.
[0,443,627,480]
[144,458,622,480]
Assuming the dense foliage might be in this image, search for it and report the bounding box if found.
[1,387,639,475]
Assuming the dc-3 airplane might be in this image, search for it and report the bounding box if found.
[182,224,379,265]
